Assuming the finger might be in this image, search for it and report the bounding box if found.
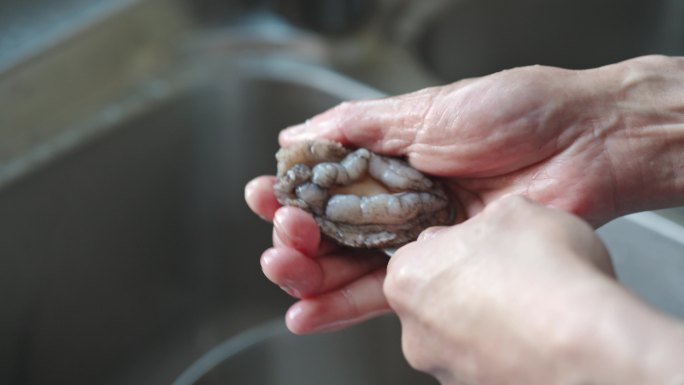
[272,206,321,257]
[285,268,391,334]
[278,79,481,152]
[269,199,349,257]
[260,247,388,298]
[417,226,449,241]
[245,176,280,222]
[279,89,439,155]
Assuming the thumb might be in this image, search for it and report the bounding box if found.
[279,88,440,156]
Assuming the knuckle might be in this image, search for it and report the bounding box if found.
[483,194,532,219]
[500,194,532,208]
[545,318,593,367]
[383,263,416,311]
[339,286,361,319]
[334,100,356,115]
[400,328,431,372]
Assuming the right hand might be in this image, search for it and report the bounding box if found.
[385,195,684,385]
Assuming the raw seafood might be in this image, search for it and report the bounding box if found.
[274,140,453,249]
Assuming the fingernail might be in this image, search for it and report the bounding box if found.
[273,215,293,247]
[281,122,307,141]
[285,304,306,333]
[260,249,276,268]
[280,283,301,298]
[418,226,447,241]
[308,319,358,333]
[281,118,339,144]
[286,303,303,319]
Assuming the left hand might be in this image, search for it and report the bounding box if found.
[246,176,391,333]
[385,195,684,385]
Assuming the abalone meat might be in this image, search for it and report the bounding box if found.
[274,140,453,249]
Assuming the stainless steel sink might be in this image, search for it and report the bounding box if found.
[0,48,401,384]
[172,317,436,385]
[0,1,683,384]
[398,0,684,81]
[0,7,426,380]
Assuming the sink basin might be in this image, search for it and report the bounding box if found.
[173,317,436,385]
[410,0,684,81]
[0,1,683,385]
[0,50,394,383]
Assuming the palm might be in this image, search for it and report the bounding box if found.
[333,66,617,226]
[442,147,616,227]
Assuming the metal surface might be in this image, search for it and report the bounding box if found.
[599,213,684,319]
[0,0,188,188]
[172,316,437,385]
[0,39,390,384]
[0,1,683,384]
[407,0,684,81]
[0,0,141,72]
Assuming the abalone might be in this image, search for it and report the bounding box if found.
[274,140,453,249]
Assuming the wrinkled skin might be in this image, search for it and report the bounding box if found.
[245,55,684,384]
[386,196,684,385]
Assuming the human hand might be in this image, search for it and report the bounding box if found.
[385,195,684,385]
[245,55,684,334]
[279,55,684,225]
[246,177,392,333]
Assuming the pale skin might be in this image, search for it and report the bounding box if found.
[244,55,684,384]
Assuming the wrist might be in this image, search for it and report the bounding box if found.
[608,298,684,385]
[586,56,684,216]
[614,305,684,385]
[556,277,684,385]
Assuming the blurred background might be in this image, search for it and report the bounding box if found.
[1,0,684,384]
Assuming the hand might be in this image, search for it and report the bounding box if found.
[385,195,684,385]
[245,55,684,334]
[279,55,684,225]
[246,177,392,333]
